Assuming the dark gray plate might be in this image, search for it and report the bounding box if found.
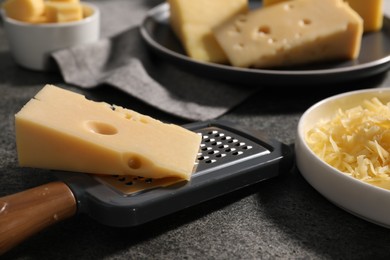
[140,2,390,86]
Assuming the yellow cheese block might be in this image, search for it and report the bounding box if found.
[15,85,202,180]
[262,0,383,32]
[347,0,383,32]
[168,0,249,63]
[44,2,83,23]
[2,0,45,22]
[213,0,363,68]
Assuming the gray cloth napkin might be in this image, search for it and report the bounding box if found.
[52,0,255,121]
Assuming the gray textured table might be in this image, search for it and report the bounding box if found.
[2,1,390,259]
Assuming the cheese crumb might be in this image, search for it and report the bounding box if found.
[306,97,390,190]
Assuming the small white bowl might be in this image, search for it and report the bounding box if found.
[296,88,390,228]
[1,2,100,71]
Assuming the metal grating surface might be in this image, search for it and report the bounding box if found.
[95,126,270,196]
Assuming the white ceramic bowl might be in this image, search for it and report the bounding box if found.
[296,88,390,228]
[1,2,100,71]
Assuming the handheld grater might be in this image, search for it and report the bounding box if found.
[0,120,294,254]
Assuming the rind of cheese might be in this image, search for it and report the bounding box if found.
[168,0,248,63]
[213,0,363,68]
[2,0,45,22]
[262,0,383,33]
[306,97,390,191]
[15,85,202,180]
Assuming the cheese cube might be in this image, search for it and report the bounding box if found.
[2,0,45,22]
[213,0,363,68]
[347,0,383,32]
[44,2,83,23]
[15,85,201,180]
[262,0,383,32]
[168,0,248,63]
[81,4,94,18]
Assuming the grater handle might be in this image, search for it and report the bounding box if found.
[0,181,77,255]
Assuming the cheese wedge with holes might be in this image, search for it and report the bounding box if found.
[213,0,363,68]
[168,0,248,63]
[15,85,201,180]
[262,0,383,33]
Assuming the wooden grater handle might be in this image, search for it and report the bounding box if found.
[0,181,77,255]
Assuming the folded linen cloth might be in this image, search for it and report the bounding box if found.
[52,0,255,121]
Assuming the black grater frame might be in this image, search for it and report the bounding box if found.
[57,120,294,227]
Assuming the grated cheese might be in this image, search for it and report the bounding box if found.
[306,97,390,190]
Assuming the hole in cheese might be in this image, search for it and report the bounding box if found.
[236,15,247,23]
[258,26,271,36]
[123,113,149,124]
[139,117,150,124]
[127,156,142,170]
[85,121,118,135]
[268,38,277,44]
[233,43,245,50]
[299,18,312,26]
[233,25,242,33]
[284,3,294,10]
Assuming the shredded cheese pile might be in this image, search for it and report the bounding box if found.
[306,97,390,189]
